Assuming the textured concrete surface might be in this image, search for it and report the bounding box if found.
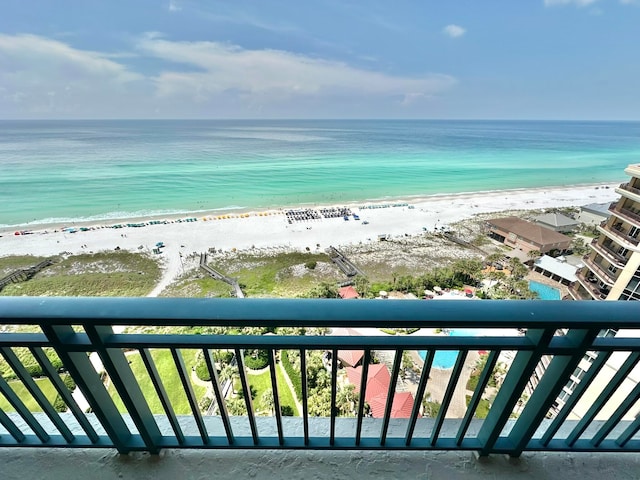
[2,448,640,480]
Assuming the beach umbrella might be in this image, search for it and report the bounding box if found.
[424,289,435,296]
[433,286,442,293]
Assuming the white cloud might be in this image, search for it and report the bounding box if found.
[544,0,599,7]
[137,37,456,105]
[0,33,457,118]
[443,25,466,38]
[0,34,144,116]
[168,0,182,12]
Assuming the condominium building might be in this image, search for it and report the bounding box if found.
[569,163,640,302]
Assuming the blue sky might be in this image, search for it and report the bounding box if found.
[1,0,639,119]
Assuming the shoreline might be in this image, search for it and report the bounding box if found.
[0,181,620,234]
[0,183,619,262]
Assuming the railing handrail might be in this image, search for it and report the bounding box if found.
[1,297,640,458]
[1,297,639,328]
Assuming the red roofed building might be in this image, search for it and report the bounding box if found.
[338,286,359,299]
[337,350,364,368]
[345,364,419,419]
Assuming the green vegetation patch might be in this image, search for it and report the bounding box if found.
[0,377,58,412]
[1,251,160,297]
[160,273,234,298]
[107,349,206,415]
[0,255,50,278]
[240,367,299,416]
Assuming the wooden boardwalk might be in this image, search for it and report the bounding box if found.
[0,259,54,292]
[199,253,245,298]
[327,246,364,277]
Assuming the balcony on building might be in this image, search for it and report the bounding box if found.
[597,219,640,249]
[590,238,628,269]
[0,297,639,479]
[609,201,640,230]
[582,254,618,287]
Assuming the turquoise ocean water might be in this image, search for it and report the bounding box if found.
[1,120,639,227]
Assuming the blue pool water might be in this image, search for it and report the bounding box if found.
[419,284,561,368]
[528,281,561,300]
[419,329,479,369]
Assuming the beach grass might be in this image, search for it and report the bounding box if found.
[162,251,339,298]
[0,255,50,278]
[160,275,234,298]
[107,349,205,415]
[0,252,161,297]
[219,251,337,297]
[0,377,58,412]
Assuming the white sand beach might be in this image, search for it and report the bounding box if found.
[0,183,619,294]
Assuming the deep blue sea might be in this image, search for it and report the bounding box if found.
[1,119,638,227]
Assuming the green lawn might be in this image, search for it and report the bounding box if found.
[0,377,58,412]
[241,364,299,416]
[107,349,206,415]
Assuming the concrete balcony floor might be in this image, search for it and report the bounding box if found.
[2,447,639,480]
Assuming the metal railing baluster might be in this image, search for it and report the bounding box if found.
[84,325,162,453]
[202,349,234,445]
[477,329,556,456]
[139,348,185,444]
[0,374,49,442]
[300,349,309,446]
[235,348,258,445]
[380,349,402,446]
[1,347,74,442]
[0,407,26,443]
[41,324,130,452]
[355,350,371,446]
[406,349,434,446]
[508,328,600,456]
[171,348,208,445]
[30,346,99,443]
[330,348,338,446]
[431,350,468,446]
[566,352,640,446]
[592,381,640,446]
[268,349,284,445]
[540,350,613,446]
[456,350,499,445]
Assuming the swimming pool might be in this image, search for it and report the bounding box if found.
[529,280,561,300]
[419,329,478,369]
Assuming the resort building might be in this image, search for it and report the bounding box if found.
[576,202,611,226]
[532,212,580,233]
[569,163,640,302]
[554,164,640,419]
[486,216,572,254]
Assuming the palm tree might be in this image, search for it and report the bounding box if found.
[335,384,359,417]
[225,396,247,416]
[261,388,275,415]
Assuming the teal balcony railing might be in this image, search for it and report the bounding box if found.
[0,297,639,457]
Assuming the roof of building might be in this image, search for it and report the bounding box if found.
[487,216,572,246]
[533,212,579,228]
[533,255,578,282]
[367,391,417,419]
[338,285,359,299]
[338,350,364,367]
[580,203,612,216]
[346,363,391,402]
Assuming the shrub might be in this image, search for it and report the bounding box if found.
[199,396,213,411]
[243,349,269,370]
[195,359,211,381]
[53,395,67,413]
[280,405,294,416]
[62,374,76,391]
[305,261,317,270]
[213,350,234,366]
